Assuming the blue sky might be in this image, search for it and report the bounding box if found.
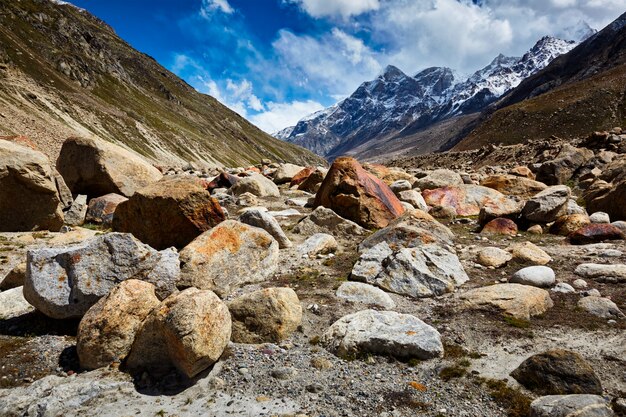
[68,0,625,133]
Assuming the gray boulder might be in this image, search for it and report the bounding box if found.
[578,296,624,319]
[298,233,338,257]
[239,208,292,249]
[336,282,395,309]
[414,169,463,190]
[352,242,468,298]
[23,233,180,319]
[64,194,88,226]
[293,206,366,238]
[230,173,280,197]
[321,310,443,360]
[523,185,571,223]
[0,287,35,320]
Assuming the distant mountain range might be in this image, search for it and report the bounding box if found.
[275,23,598,161]
[0,0,324,167]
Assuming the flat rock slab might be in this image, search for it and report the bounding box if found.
[530,394,614,417]
[336,282,396,309]
[321,309,443,360]
[461,283,553,320]
[574,263,626,283]
[23,233,180,319]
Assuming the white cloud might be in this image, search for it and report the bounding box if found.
[273,28,382,98]
[250,100,325,133]
[200,0,234,18]
[287,0,380,18]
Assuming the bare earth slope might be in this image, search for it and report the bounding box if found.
[0,0,325,167]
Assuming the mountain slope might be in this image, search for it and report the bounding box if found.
[454,12,626,151]
[277,35,579,160]
[0,0,325,167]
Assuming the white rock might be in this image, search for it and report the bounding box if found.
[321,310,443,360]
[476,247,512,268]
[231,173,280,197]
[551,283,576,293]
[336,282,395,309]
[239,208,292,249]
[390,180,412,194]
[398,190,427,211]
[589,212,610,224]
[0,287,35,320]
[510,266,556,288]
[530,394,613,417]
[299,233,338,257]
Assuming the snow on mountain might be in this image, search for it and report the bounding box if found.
[277,34,582,158]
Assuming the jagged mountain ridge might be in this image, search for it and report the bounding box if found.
[0,0,325,167]
[276,34,587,160]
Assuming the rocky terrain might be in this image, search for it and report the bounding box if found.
[0,128,625,416]
[0,0,324,167]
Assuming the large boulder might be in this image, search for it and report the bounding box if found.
[461,283,553,320]
[56,136,162,198]
[126,288,231,378]
[297,168,326,193]
[359,209,455,251]
[230,173,280,197]
[228,288,302,344]
[550,214,591,236]
[77,280,160,370]
[113,178,226,249]
[574,263,626,283]
[23,233,179,319]
[289,167,315,187]
[85,193,128,227]
[239,208,292,249]
[480,174,547,198]
[314,157,405,229]
[0,287,35,320]
[321,310,443,360]
[0,140,66,231]
[511,350,602,395]
[178,220,279,297]
[522,185,571,223]
[422,185,520,217]
[351,242,469,298]
[292,206,366,238]
[414,169,463,190]
[530,395,614,417]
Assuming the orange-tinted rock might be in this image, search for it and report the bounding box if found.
[113,178,226,249]
[480,175,547,198]
[482,218,518,236]
[314,157,405,229]
[0,135,38,150]
[363,163,414,185]
[423,185,519,217]
[85,193,128,227]
[569,224,625,245]
[509,166,535,179]
[298,168,325,193]
[290,167,315,187]
[550,214,591,236]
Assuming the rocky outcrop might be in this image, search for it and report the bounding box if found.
[113,178,226,249]
[23,233,179,319]
[77,280,160,370]
[0,140,66,231]
[314,157,405,229]
[228,288,302,344]
[321,310,443,360]
[126,288,231,378]
[178,220,279,296]
[56,137,162,198]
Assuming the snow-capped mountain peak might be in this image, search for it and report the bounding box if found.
[277,34,581,159]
